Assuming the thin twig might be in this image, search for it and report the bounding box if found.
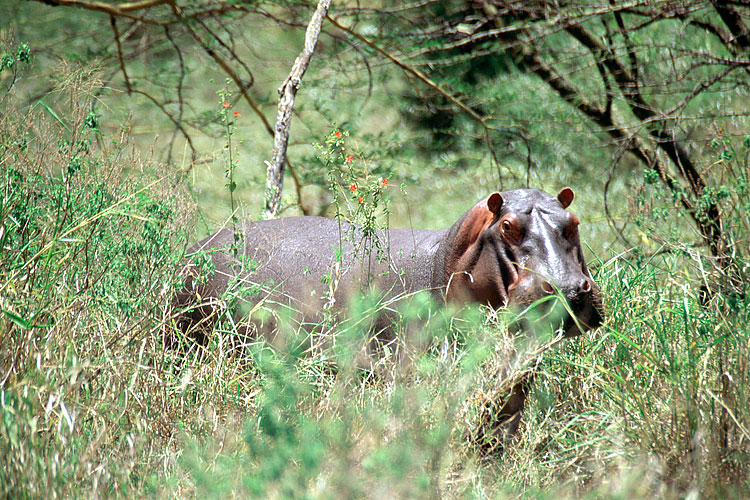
[130,89,196,168]
[110,15,132,94]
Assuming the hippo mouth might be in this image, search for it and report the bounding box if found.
[509,287,604,338]
[562,301,604,337]
[559,290,604,337]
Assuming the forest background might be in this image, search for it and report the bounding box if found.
[1,0,749,498]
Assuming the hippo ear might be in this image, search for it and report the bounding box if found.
[448,195,498,271]
[486,192,503,215]
[557,187,575,209]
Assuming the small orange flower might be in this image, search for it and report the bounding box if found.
[233,111,241,117]
[349,184,357,192]
[334,131,342,139]
[346,155,353,163]
[382,178,388,186]
[222,102,230,108]
[358,196,364,203]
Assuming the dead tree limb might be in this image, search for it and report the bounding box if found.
[263,0,331,219]
[36,0,170,23]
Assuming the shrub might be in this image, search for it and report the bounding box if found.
[0,52,193,497]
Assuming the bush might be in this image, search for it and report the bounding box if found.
[0,53,194,497]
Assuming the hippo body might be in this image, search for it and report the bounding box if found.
[186,216,449,319]
[175,188,603,449]
[177,188,603,341]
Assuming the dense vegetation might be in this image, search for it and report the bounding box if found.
[1,1,749,498]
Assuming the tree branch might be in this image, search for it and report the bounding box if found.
[479,0,730,261]
[263,0,332,219]
[130,88,197,167]
[326,13,514,182]
[712,0,750,50]
[110,15,132,94]
[35,0,171,23]
[326,14,485,125]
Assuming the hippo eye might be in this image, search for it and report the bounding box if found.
[500,217,522,243]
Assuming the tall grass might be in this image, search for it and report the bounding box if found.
[0,57,196,497]
[1,51,749,499]
[159,251,749,499]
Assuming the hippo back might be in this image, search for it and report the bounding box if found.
[176,217,448,334]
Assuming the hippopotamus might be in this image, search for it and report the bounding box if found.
[175,188,602,341]
[173,188,603,444]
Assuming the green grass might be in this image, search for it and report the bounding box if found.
[1,45,749,500]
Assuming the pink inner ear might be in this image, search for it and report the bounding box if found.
[557,187,575,209]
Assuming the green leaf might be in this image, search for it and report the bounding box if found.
[2,308,30,329]
[38,101,70,132]
[0,53,14,71]
[16,43,30,63]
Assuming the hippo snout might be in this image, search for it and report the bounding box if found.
[557,277,594,303]
[561,277,604,335]
[540,276,591,299]
[513,272,602,336]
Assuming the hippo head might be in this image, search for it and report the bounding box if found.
[445,188,603,336]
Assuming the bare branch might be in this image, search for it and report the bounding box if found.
[164,25,188,166]
[263,0,332,220]
[35,0,171,23]
[38,0,169,13]
[326,14,485,125]
[326,13,511,181]
[110,15,132,94]
[130,88,197,168]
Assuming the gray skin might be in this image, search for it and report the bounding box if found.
[175,220,452,343]
[175,188,603,342]
[174,189,604,445]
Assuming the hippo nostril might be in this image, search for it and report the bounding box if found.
[542,281,555,295]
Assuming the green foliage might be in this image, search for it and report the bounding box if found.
[216,83,244,254]
[1,138,180,320]
[175,291,504,499]
[2,6,750,499]
[314,128,392,269]
[242,347,328,498]
[633,131,750,296]
[160,128,750,498]
[0,48,193,498]
[0,42,30,73]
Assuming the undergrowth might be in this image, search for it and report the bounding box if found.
[1,48,749,499]
[0,52,197,497]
